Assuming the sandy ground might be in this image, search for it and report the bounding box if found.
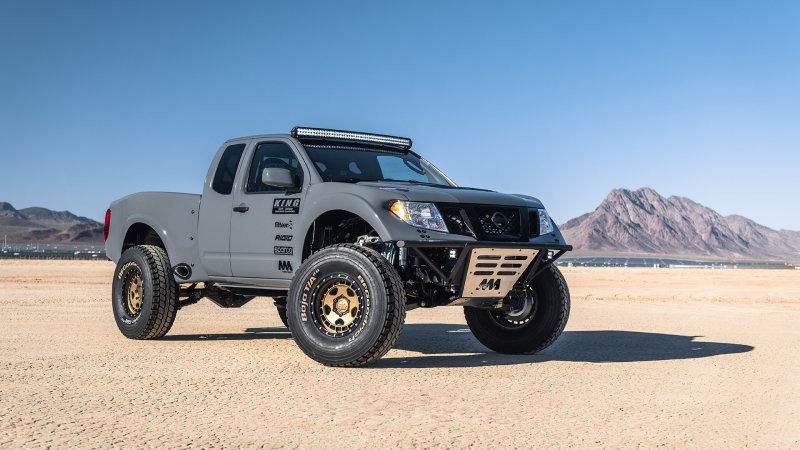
[1,260,799,448]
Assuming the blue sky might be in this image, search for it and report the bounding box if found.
[1,1,798,230]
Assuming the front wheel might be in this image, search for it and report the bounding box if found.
[287,244,406,367]
[464,265,570,354]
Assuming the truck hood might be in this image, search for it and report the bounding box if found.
[354,182,545,209]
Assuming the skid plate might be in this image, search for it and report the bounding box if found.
[461,248,538,298]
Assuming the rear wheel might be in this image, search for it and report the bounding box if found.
[276,303,289,328]
[464,265,570,354]
[287,244,406,367]
[112,245,178,339]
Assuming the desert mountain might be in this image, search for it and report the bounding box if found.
[0,202,103,244]
[561,188,800,261]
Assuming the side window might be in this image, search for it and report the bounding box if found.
[246,142,304,193]
[211,143,246,195]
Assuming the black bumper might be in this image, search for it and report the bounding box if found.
[397,239,571,307]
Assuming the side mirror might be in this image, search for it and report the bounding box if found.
[261,167,296,188]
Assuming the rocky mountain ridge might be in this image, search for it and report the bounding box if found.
[0,202,103,244]
[560,188,800,261]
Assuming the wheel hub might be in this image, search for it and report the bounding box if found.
[506,290,534,320]
[125,272,143,316]
[334,297,350,315]
[319,281,361,334]
[492,286,537,327]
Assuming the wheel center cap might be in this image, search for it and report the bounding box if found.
[334,297,350,315]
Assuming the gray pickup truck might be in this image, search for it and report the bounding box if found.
[104,127,572,366]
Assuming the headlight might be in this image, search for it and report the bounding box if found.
[389,201,448,233]
[538,209,554,235]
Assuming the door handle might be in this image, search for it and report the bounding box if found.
[233,204,250,213]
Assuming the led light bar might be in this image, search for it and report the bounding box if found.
[291,126,412,150]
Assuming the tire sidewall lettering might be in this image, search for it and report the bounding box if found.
[115,260,143,325]
[300,268,319,322]
[350,274,371,342]
[117,261,137,280]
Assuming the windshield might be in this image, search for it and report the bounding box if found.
[302,145,456,186]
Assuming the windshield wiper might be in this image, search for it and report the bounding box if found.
[341,177,380,183]
[381,179,448,187]
[339,178,448,187]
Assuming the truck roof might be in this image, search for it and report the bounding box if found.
[224,133,292,143]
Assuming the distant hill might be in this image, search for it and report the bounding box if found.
[0,202,103,244]
[560,188,800,262]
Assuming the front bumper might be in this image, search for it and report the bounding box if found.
[398,239,572,307]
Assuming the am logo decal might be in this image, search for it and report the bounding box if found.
[278,260,293,273]
[477,278,501,290]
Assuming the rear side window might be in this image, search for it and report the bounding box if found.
[212,143,246,195]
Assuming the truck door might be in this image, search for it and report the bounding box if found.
[197,141,248,277]
[229,139,306,278]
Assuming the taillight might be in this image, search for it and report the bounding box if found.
[103,209,111,241]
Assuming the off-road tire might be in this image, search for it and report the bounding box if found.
[112,245,178,339]
[464,265,570,354]
[287,244,406,367]
[276,304,289,328]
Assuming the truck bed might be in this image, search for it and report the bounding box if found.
[105,192,202,277]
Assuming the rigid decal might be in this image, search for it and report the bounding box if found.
[273,198,301,214]
[275,235,293,241]
[274,246,293,255]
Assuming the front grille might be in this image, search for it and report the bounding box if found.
[437,203,529,241]
[440,206,471,236]
[474,206,521,239]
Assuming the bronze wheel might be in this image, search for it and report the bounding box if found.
[310,274,365,337]
[124,271,144,316]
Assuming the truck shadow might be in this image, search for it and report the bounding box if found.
[370,324,754,369]
[160,324,753,369]
[161,327,291,341]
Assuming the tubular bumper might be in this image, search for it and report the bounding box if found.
[398,240,572,306]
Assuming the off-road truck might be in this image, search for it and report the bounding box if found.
[104,127,572,366]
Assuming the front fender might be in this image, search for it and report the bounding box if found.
[298,187,458,245]
[299,191,394,241]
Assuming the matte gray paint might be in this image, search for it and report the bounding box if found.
[105,133,567,286]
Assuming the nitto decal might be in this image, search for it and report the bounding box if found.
[274,246,293,255]
[278,260,293,273]
[274,220,293,230]
[477,279,501,290]
[275,235,293,241]
[272,198,301,214]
